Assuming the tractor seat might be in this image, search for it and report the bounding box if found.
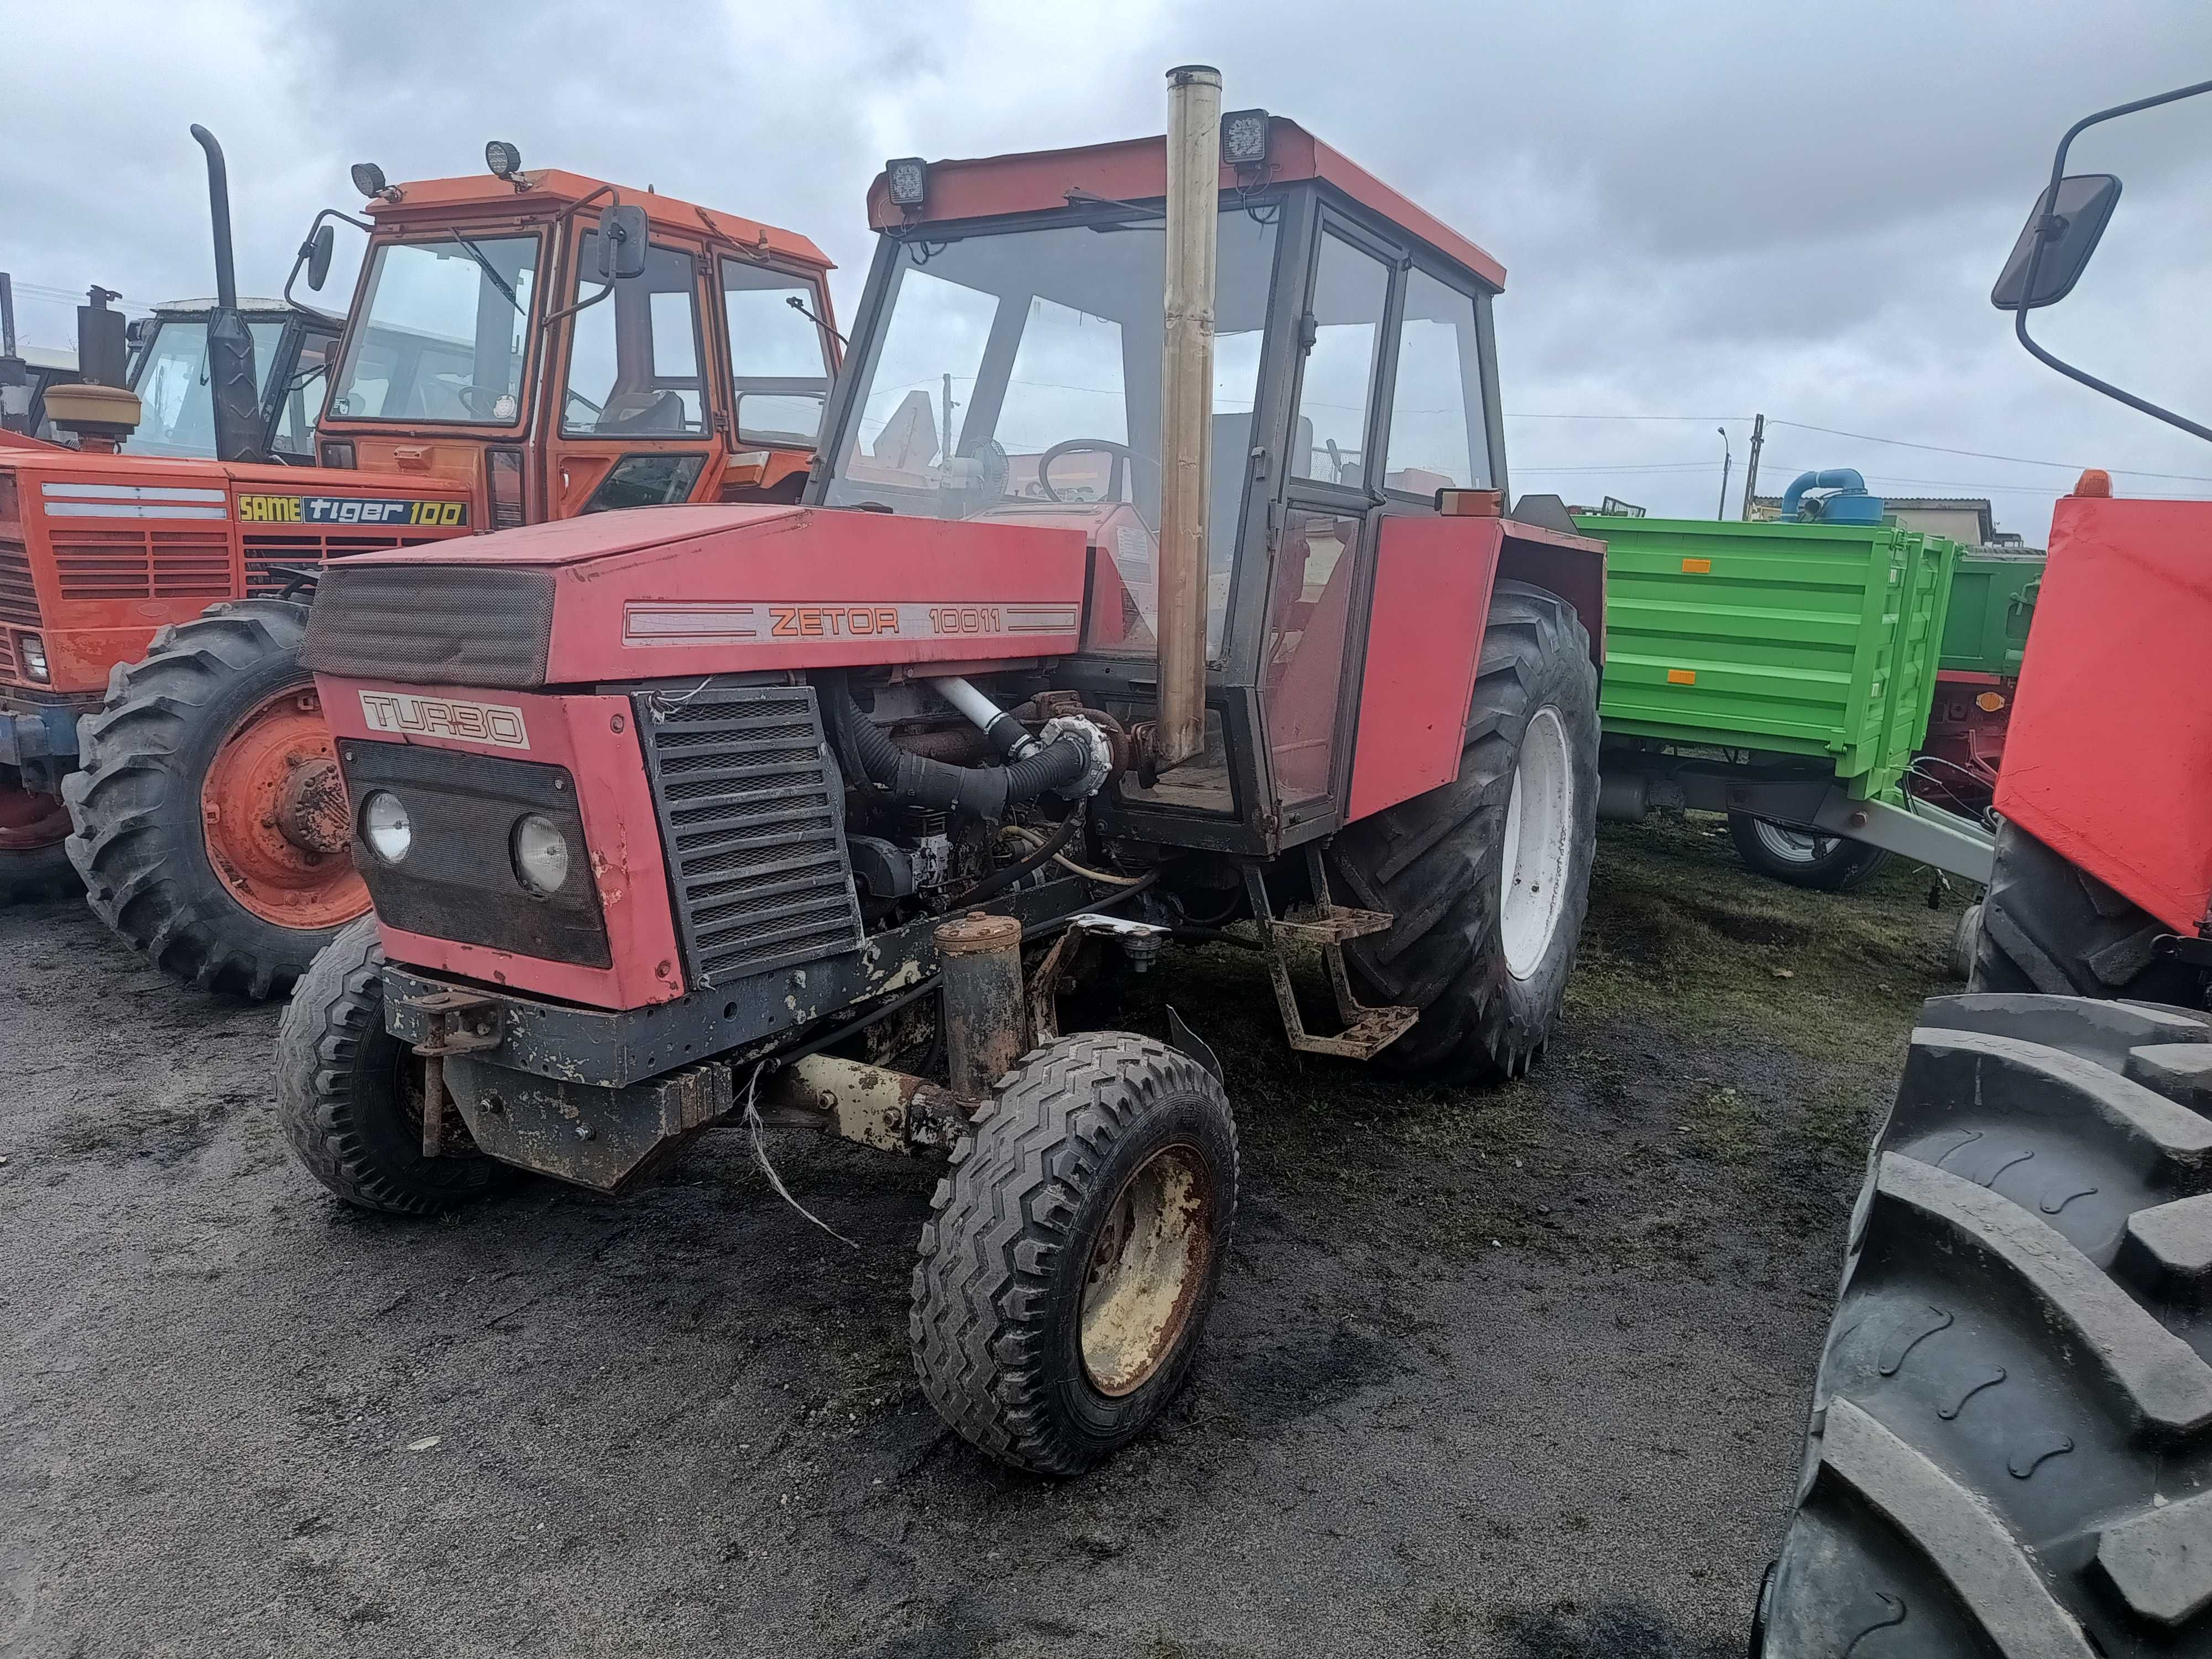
[594,390,687,435]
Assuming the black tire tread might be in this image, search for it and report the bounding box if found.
[1970,819,2200,1005]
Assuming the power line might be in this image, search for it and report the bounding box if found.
[1767,418,2212,483]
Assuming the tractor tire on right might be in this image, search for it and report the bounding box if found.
[1331,580,1600,1083]
[1970,818,2202,1005]
[1756,992,2212,1657]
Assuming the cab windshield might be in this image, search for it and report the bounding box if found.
[328,234,540,424]
[127,317,288,458]
[824,207,1280,655]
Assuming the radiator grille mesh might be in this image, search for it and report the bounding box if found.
[634,684,863,988]
[0,540,40,625]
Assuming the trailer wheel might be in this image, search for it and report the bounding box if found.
[1726,812,1892,893]
[1756,992,2212,1657]
[911,1032,1237,1475]
[63,598,368,998]
[0,780,77,902]
[1329,580,1600,1082]
[1970,819,2201,1004]
[276,917,519,1215]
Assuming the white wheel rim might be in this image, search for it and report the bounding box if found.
[1501,705,1574,982]
[1750,818,1838,865]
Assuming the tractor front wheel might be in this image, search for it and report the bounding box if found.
[63,599,368,997]
[911,1033,1238,1475]
[1329,580,1601,1083]
[0,779,76,902]
[1970,819,2201,1004]
[1726,812,1891,893]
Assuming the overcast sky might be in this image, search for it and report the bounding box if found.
[8,1,2211,536]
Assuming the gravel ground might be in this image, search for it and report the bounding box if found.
[0,818,1964,1657]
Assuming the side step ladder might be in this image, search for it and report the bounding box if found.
[1242,855,1419,1061]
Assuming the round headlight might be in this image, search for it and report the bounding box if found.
[512,813,571,895]
[361,790,411,863]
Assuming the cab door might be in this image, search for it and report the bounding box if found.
[545,225,721,517]
[713,255,838,502]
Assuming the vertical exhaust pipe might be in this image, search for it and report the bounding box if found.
[1152,64,1221,769]
[190,124,264,465]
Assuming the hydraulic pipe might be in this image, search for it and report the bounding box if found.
[190,124,263,465]
[933,675,1039,760]
[1153,64,1221,769]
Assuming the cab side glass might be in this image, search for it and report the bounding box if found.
[1992,174,2121,310]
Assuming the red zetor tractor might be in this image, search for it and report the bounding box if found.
[3,137,837,995]
[1755,81,2212,1657]
[274,70,1609,1472]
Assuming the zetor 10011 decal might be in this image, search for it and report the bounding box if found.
[237,493,469,528]
[357,691,531,750]
[622,601,1082,645]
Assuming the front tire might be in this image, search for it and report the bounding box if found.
[1758,992,2212,1656]
[1970,818,2201,1004]
[64,599,368,998]
[1329,581,1600,1082]
[276,917,519,1215]
[911,1033,1238,1475]
[1727,812,1891,893]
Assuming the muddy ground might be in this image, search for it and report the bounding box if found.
[0,817,1966,1658]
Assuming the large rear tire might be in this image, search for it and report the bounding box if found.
[911,1032,1238,1475]
[1970,818,2201,1005]
[1329,580,1600,1082]
[1757,992,2212,1656]
[1727,812,1892,894]
[277,917,520,1215]
[63,599,368,998]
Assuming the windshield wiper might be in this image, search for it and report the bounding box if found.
[448,232,525,317]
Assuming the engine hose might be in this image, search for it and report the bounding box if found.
[959,809,1083,906]
[828,675,1089,821]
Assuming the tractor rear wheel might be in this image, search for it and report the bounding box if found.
[277,917,519,1215]
[1756,992,2212,1657]
[1329,580,1600,1083]
[1970,819,2201,1005]
[0,779,77,902]
[1727,812,1891,893]
[911,1032,1237,1475]
[63,598,367,998]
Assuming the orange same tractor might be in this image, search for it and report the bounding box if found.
[0,138,838,995]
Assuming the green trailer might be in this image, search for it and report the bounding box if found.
[1938,546,2043,677]
[1573,512,1996,886]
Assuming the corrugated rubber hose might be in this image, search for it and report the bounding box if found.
[826,674,1089,821]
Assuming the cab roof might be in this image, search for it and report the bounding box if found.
[368,168,833,272]
[865,119,1504,292]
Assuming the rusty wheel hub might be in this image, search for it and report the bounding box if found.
[0,782,70,853]
[199,685,369,930]
[1078,1142,1214,1396]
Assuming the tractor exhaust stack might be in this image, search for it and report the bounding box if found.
[190,124,264,466]
[1152,64,1221,770]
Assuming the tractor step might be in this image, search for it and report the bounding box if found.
[1244,862,1419,1062]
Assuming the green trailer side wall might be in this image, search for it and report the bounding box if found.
[1574,515,1960,800]
[1939,548,2044,677]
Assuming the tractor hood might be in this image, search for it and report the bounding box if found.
[302,503,1088,690]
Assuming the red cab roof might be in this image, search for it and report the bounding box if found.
[867,121,1504,291]
[370,168,832,272]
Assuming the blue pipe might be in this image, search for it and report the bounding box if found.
[1777,468,1867,521]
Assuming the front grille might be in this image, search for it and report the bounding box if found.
[242,531,441,597]
[51,528,231,602]
[0,539,39,625]
[0,629,14,678]
[305,561,556,688]
[633,684,863,988]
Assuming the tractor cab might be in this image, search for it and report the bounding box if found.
[309,156,839,521]
[122,296,341,462]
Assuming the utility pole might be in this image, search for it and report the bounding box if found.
[1716,426,1733,520]
[1741,413,1766,519]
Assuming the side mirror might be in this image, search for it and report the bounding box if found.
[596,204,650,281]
[1992,174,2121,311]
[306,223,336,291]
[125,316,155,349]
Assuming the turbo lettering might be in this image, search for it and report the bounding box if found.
[358,691,530,750]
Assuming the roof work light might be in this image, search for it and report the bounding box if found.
[885,157,928,210]
[485,140,523,181]
[349,161,388,197]
[1220,109,1271,168]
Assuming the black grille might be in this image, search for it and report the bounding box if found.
[0,540,37,626]
[304,561,555,688]
[633,684,863,988]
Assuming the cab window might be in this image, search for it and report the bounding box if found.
[329,236,539,423]
[1384,269,1490,493]
[721,259,832,446]
[564,237,707,437]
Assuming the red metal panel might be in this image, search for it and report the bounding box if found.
[1995,495,2212,933]
[1345,516,1501,822]
[321,678,685,1009]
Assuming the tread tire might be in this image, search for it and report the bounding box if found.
[1727,811,1892,894]
[1970,818,2202,1005]
[1758,991,2212,1656]
[911,1032,1238,1475]
[1328,580,1600,1082]
[276,916,520,1215]
[63,598,363,998]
